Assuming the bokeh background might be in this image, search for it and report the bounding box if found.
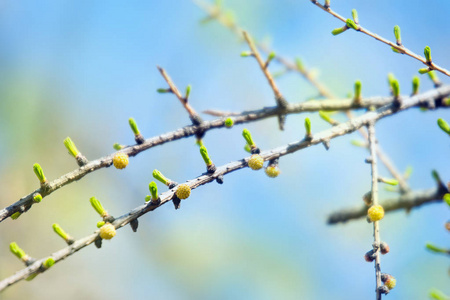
[0,0,449,299]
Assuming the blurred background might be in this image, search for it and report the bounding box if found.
[0,0,449,299]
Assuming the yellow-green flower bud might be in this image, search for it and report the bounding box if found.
[129,118,140,135]
[153,169,170,185]
[10,242,27,260]
[90,197,108,218]
[418,68,430,74]
[63,137,79,157]
[224,117,234,128]
[437,118,450,135]
[113,143,124,150]
[97,221,105,228]
[33,193,42,203]
[385,276,396,290]
[304,118,312,137]
[244,144,251,153]
[176,184,191,200]
[443,193,450,207]
[33,163,46,183]
[331,26,347,36]
[265,166,280,178]
[354,80,362,102]
[11,212,21,220]
[412,76,420,95]
[42,257,55,269]
[351,9,359,24]
[346,19,359,30]
[200,146,212,166]
[242,128,255,148]
[149,181,159,201]
[185,85,191,100]
[424,46,432,63]
[393,25,401,45]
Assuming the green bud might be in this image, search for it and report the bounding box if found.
[331,26,347,36]
[319,111,335,125]
[443,97,450,106]
[153,169,170,185]
[244,144,251,153]
[393,25,401,45]
[52,223,70,242]
[431,169,442,184]
[324,0,330,7]
[113,143,124,150]
[427,71,439,84]
[97,221,105,228]
[412,76,420,95]
[351,9,359,24]
[267,51,276,65]
[10,242,26,260]
[304,118,312,136]
[418,68,431,74]
[437,118,450,135]
[403,166,413,179]
[350,140,367,147]
[90,197,107,218]
[387,73,396,86]
[157,88,170,93]
[391,79,400,97]
[242,129,255,147]
[128,118,140,135]
[33,163,46,183]
[185,85,191,100]
[424,46,432,63]
[33,193,42,203]
[145,195,151,202]
[379,177,398,186]
[224,117,234,128]
[346,19,359,30]
[354,80,362,101]
[429,289,449,300]
[42,257,55,269]
[391,47,401,54]
[63,137,79,157]
[25,273,38,281]
[295,58,304,72]
[200,145,212,166]
[425,243,447,253]
[11,212,21,220]
[443,193,450,207]
[149,181,158,200]
[240,51,252,57]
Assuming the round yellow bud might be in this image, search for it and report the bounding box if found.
[99,223,116,240]
[248,154,264,170]
[368,205,385,222]
[385,276,396,290]
[265,166,280,178]
[176,184,191,200]
[113,152,129,169]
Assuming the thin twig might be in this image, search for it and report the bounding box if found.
[311,1,450,77]
[157,66,199,119]
[1,83,448,291]
[1,85,449,223]
[327,187,446,224]
[367,122,383,299]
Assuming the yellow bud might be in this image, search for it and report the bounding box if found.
[99,223,116,240]
[248,154,264,170]
[265,166,280,178]
[113,153,129,169]
[368,205,385,222]
[176,184,191,200]
[385,276,396,290]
